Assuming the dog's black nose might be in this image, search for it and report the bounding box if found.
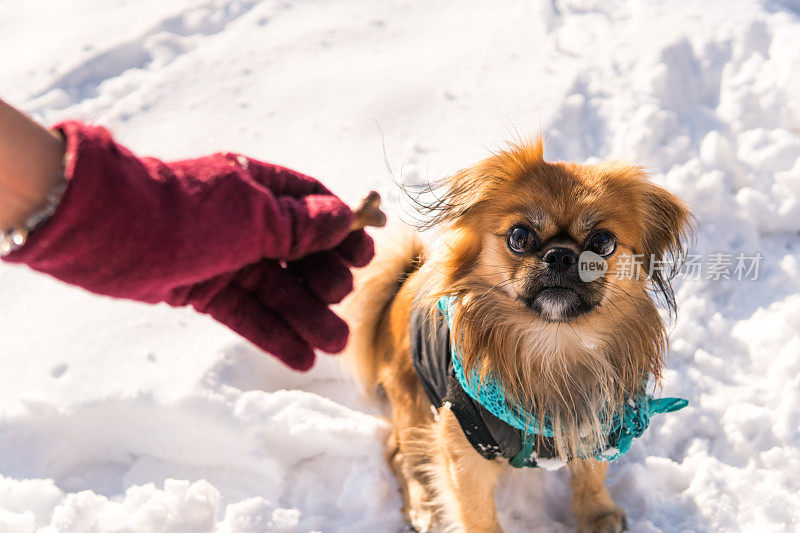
[543,247,577,272]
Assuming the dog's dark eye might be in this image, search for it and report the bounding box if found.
[507,225,537,254]
[587,231,617,257]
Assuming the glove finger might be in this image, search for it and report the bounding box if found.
[253,262,350,354]
[333,230,375,268]
[287,251,354,304]
[203,284,316,371]
[273,194,354,261]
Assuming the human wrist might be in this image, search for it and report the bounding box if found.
[0,126,67,254]
[0,164,67,255]
[0,98,67,228]
[0,183,41,229]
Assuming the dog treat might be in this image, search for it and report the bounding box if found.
[350,191,387,231]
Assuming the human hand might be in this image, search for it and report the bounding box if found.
[4,121,376,370]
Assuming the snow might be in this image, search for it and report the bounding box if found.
[1,0,800,530]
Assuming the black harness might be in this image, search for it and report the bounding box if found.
[409,302,557,466]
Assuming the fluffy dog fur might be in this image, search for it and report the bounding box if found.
[342,139,691,532]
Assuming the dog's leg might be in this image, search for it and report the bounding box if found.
[388,425,438,532]
[433,406,504,533]
[569,459,626,533]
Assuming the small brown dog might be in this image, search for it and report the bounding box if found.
[343,139,691,532]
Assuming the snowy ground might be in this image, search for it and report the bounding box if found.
[1,0,800,531]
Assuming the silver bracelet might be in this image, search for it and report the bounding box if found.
[0,172,68,256]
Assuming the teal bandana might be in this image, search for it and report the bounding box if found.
[437,295,688,467]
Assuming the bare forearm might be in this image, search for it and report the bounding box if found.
[0,99,66,228]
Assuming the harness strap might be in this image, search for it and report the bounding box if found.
[410,300,557,468]
[444,375,504,460]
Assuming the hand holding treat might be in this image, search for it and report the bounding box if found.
[2,118,379,370]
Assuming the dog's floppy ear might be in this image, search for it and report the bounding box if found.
[637,179,693,314]
[440,225,483,284]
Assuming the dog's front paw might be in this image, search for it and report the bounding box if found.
[579,508,627,533]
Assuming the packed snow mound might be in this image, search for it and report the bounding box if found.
[1,0,799,531]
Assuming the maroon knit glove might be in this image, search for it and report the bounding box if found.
[3,121,373,370]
